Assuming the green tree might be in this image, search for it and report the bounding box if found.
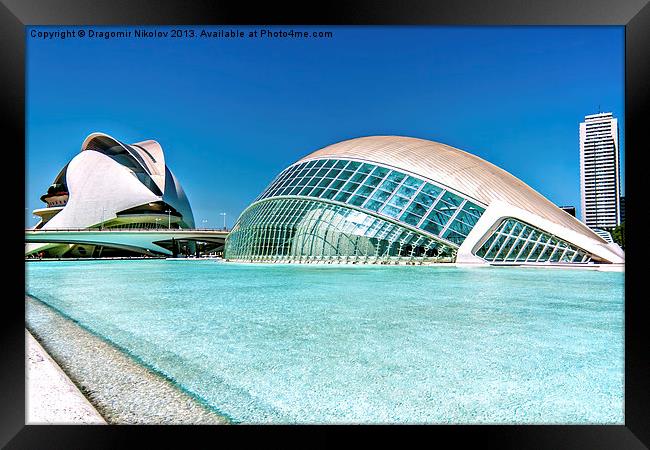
[611,221,625,249]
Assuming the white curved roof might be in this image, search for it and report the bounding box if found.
[40,150,160,230]
[33,132,195,231]
[298,135,604,242]
[81,132,167,193]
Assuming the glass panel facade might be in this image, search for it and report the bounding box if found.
[474,218,592,264]
[254,158,486,247]
[225,198,455,262]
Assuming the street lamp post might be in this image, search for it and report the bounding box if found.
[202,219,208,229]
[165,209,171,229]
[220,212,227,230]
[100,207,106,230]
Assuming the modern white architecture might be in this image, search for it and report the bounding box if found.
[26,132,197,257]
[225,136,624,265]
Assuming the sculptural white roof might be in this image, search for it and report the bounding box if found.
[226,135,623,265]
[33,132,195,231]
[299,136,600,241]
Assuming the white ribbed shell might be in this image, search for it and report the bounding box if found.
[298,135,603,242]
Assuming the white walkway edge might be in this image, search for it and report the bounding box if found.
[26,330,106,425]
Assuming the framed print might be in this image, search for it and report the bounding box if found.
[3,0,649,447]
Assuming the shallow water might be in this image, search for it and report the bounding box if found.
[25,260,624,424]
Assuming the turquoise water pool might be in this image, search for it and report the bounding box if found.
[25,260,624,424]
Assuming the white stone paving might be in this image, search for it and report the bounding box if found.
[26,330,106,425]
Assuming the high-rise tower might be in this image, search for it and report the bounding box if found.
[579,112,620,229]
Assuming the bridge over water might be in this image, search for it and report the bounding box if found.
[25,228,229,257]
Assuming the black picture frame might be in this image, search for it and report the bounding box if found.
[4,1,648,447]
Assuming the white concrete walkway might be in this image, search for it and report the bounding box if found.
[26,330,106,424]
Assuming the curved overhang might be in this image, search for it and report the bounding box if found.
[297,136,607,245]
[81,132,166,193]
[163,167,195,228]
[456,200,624,264]
[131,140,166,192]
[29,132,196,261]
[42,150,161,230]
[81,132,148,170]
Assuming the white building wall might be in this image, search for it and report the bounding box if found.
[43,150,161,230]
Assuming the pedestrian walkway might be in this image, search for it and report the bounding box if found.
[26,330,106,424]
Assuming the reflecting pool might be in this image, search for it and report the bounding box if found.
[25,260,624,424]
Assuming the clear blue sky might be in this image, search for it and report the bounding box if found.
[26,26,624,228]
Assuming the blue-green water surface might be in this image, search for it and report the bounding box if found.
[26,260,624,424]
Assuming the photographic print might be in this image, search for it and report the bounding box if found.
[24,25,625,426]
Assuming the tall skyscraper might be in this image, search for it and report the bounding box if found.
[579,112,620,229]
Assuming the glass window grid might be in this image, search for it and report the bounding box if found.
[480,222,526,262]
[513,236,537,261]
[268,162,310,197]
[378,174,411,217]
[474,218,592,264]
[256,158,486,246]
[360,168,393,208]
[414,188,447,228]
[537,238,558,262]
[400,181,427,214]
[506,235,528,261]
[370,189,392,203]
[362,175,383,189]
[484,234,506,260]
[450,208,477,228]
[547,240,564,263]
[501,223,529,261]
[442,222,466,242]
[304,160,346,197]
[438,198,468,237]
[424,210,450,228]
[494,235,516,260]
[500,220,514,235]
[485,226,512,260]
[380,204,403,218]
[462,203,484,219]
[256,167,292,200]
[441,191,463,208]
[559,244,572,260]
[225,197,456,261]
[525,229,546,261]
[404,203,429,219]
[513,227,549,261]
[475,233,495,256]
[529,236,552,262]
[556,243,570,262]
[440,231,464,245]
[387,194,411,210]
[403,176,424,190]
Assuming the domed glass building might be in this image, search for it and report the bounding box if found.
[225,136,624,265]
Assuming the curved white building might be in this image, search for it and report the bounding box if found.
[225,136,624,265]
[27,132,195,257]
